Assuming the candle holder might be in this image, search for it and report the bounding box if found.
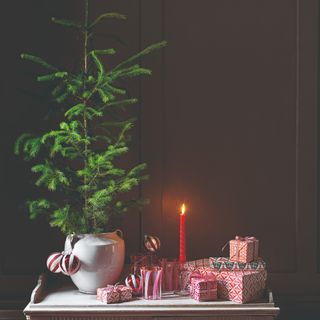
[140,266,163,300]
[174,263,191,296]
[160,258,180,294]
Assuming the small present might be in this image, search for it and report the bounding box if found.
[179,259,211,291]
[209,257,266,271]
[212,269,267,303]
[97,285,132,304]
[229,236,259,263]
[190,273,217,301]
[100,286,121,304]
[189,267,218,292]
[117,285,133,302]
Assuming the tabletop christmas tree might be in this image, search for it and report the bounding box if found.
[15,0,166,235]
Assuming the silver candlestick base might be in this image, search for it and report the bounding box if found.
[174,289,190,296]
[174,262,190,296]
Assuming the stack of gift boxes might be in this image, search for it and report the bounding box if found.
[96,235,266,304]
[185,236,267,303]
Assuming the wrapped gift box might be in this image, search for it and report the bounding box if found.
[180,259,210,291]
[180,268,193,291]
[209,257,266,271]
[182,258,210,270]
[190,275,217,301]
[229,236,259,263]
[97,285,132,304]
[214,269,267,303]
[100,286,120,304]
[117,285,133,302]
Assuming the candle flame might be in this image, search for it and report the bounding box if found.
[181,203,186,215]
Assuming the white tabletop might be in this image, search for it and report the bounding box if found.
[24,285,277,313]
[23,275,279,319]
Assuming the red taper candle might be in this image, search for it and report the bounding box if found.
[179,203,186,264]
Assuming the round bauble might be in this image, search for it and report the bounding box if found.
[46,252,63,273]
[60,253,81,276]
[143,235,161,253]
[125,274,141,295]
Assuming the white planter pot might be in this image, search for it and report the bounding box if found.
[64,230,125,294]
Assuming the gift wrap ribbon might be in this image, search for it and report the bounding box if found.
[222,236,258,260]
[235,236,257,259]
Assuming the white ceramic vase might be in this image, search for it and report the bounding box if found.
[64,230,125,294]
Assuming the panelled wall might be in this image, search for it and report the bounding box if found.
[0,0,319,306]
[141,0,320,297]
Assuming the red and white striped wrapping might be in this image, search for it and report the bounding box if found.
[190,276,217,301]
[229,236,259,263]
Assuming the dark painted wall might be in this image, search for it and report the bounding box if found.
[0,0,319,317]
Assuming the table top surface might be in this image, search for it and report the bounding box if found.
[24,285,278,313]
[23,274,279,317]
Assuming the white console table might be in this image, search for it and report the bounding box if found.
[23,274,279,320]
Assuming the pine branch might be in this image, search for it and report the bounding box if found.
[21,54,58,71]
[89,12,126,29]
[37,72,68,82]
[28,199,51,219]
[14,133,33,155]
[51,17,83,29]
[98,98,138,111]
[113,41,167,71]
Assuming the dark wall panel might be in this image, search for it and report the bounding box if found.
[0,0,319,301]
[140,0,320,296]
[159,0,297,273]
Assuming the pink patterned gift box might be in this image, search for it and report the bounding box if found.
[97,285,132,304]
[180,259,210,291]
[117,285,133,302]
[182,258,210,270]
[209,257,266,271]
[101,286,120,304]
[193,267,267,303]
[213,269,267,303]
[229,236,259,263]
[190,277,217,301]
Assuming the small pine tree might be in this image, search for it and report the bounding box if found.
[15,1,166,235]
